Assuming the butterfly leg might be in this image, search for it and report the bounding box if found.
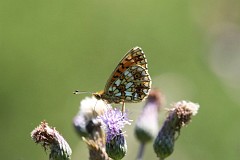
[121,102,125,114]
[92,100,99,117]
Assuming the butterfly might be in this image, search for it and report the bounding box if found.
[74,46,151,112]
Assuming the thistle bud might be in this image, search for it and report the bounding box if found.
[106,133,127,160]
[31,121,72,160]
[135,89,163,143]
[153,100,199,159]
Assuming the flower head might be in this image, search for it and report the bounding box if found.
[98,108,131,143]
[73,96,112,160]
[135,89,164,143]
[31,121,72,160]
[79,96,110,118]
[153,100,200,159]
[73,96,110,137]
[98,108,131,160]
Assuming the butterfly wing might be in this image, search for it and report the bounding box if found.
[106,65,151,103]
[104,46,149,91]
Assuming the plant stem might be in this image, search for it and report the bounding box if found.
[136,143,145,160]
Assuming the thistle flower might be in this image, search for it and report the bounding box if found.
[134,89,164,160]
[153,100,200,160]
[98,108,131,160]
[31,121,72,160]
[135,89,163,143]
[73,96,110,137]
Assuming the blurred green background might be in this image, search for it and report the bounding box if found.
[1,0,240,159]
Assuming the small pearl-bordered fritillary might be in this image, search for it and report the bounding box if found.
[75,46,151,111]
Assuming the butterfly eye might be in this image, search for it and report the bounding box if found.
[93,93,101,100]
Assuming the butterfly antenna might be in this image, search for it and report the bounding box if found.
[73,90,92,95]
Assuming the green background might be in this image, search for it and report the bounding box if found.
[1,0,240,159]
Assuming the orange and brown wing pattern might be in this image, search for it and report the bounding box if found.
[104,46,148,91]
[104,65,151,103]
[93,46,151,104]
[94,46,152,104]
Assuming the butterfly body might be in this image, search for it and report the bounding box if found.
[93,47,151,105]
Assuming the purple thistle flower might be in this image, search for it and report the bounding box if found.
[73,96,114,160]
[99,108,131,143]
[98,108,131,160]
